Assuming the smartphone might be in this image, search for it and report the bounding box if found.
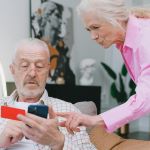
[28,104,48,118]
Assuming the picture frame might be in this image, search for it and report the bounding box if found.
[30,0,75,85]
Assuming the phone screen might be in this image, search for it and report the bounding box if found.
[28,104,48,118]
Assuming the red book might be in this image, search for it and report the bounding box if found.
[1,106,25,120]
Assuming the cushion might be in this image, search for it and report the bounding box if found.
[74,101,97,116]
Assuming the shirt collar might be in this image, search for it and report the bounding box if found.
[123,15,140,49]
[116,15,140,51]
[7,89,49,105]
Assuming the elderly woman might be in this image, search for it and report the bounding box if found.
[57,0,150,133]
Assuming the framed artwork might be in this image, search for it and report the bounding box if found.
[30,0,75,85]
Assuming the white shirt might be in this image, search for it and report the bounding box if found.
[0,90,96,150]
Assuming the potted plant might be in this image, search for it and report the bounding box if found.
[101,62,136,137]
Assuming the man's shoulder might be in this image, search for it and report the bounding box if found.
[47,96,73,106]
[0,97,8,105]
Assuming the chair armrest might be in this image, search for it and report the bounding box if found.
[88,126,125,150]
[113,139,150,150]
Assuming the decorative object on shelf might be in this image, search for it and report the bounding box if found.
[79,58,96,86]
[101,62,136,136]
[30,0,75,85]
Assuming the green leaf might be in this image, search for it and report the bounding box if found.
[129,79,136,88]
[101,62,117,80]
[118,92,128,103]
[121,64,127,76]
[110,83,120,101]
[100,62,134,104]
[119,74,124,91]
[129,79,136,96]
[129,88,135,96]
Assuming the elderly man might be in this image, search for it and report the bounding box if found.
[0,38,96,150]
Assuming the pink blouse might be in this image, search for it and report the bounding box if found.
[101,15,150,132]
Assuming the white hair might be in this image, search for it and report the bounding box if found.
[77,0,130,26]
[12,38,50,62]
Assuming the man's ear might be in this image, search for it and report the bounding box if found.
[9,64,15,74]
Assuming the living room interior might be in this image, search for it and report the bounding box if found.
[0,0,150,148]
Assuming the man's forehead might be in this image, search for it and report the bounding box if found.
[17,57,47,62]
[16,50,49,62]
[17,45,49,55]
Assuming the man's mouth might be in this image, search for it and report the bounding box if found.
[25,81,38,86]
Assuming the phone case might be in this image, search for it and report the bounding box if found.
[28,104,48,118]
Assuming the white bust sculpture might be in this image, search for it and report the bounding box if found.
[79,58,96,86]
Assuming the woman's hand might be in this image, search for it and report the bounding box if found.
[57,112,105,134]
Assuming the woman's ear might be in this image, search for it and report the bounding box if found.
[9,64,15,74]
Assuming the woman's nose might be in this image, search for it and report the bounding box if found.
[91,32,98,40]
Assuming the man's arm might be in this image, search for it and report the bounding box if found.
[17,105,96,150]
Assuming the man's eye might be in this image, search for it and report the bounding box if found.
[36,62,45,68]
[20,66,28,70]
[36,66,43,68]
[36,64,44,68]
[21,64,28,68]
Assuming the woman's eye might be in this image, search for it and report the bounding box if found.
[92,26,99,30]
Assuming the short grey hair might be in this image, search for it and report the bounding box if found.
[77,0,130,26]
[12,38,50,62]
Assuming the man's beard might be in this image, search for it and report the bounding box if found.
[19,87,43,99]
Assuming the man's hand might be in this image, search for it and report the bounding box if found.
[56,112,105,134]
[17,106,65,150]
[0,120,24,148]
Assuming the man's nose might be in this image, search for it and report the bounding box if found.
[27,64,36,77]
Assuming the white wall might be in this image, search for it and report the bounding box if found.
[0,0,30,81]
[49,0,106,86]
[0,0,105,84]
